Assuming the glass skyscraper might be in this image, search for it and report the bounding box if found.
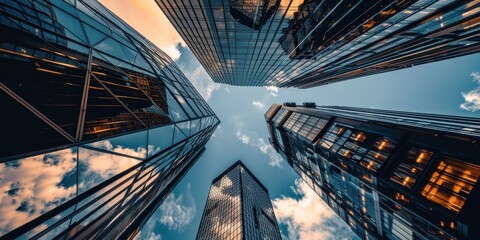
[156,0,480,88]
[196,161,282,240]
[0,0,219,239]
[265,103,480,239]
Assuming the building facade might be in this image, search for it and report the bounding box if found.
[156,0,480,88]
[0,0,219,239]
[265,103,480,239]
[196,161,282,240]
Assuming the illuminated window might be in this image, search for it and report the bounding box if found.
[421,157,480,214]
[390,148,433,189]
[317,124,397,173]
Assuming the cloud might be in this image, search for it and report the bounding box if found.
[236,131,251,145]
[175,44,221,101]
[99,0,185,61]
[256,138,283,168]
[236,131,283,168]
[460,72,480,112]
[266,86,279,97]
[0,149,77,236]
[252,101,265,110]
[0,140,156,237]
[158,184,196,231]
[273,179,356,240]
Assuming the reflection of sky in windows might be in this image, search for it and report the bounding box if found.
[0,0,219,239]
[0,121,213,238]
[0,148,77,236]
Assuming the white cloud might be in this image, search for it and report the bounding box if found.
[266,86,279,97]
[184,65,221,101]
[224,87,230,93]
[256,138,283,168]
[0,140,157,237]
[460,72,480,112]
[159,184,196,231]
[236,131,251,145]
[0,149,77,236]
[252,101,265,110]
[273,180,355,240]
[236,130,283,168]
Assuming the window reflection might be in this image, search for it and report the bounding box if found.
[318,123,397,173]
[78,146,141,193]
[390,147,433,189]
[0,148,77,234]
[421,156,480,214]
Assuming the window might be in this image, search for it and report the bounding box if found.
[389,147,433,189]
[318,123,397,173]
[421,157,480,214]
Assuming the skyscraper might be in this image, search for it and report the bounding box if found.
[265,103,480,239]
[156,0,480,88]
[0,0,219,239]
[196,161,282,240]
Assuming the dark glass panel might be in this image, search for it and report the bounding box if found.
[91,51,170,127]
[82,77,145,141]
[389,147,433,190]
[0,32,87,138]
[0,91,71,158]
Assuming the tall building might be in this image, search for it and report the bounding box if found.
[196,161,282,240]
[0,0,219,239]
[156,0,480,88]
[265,103,480,239]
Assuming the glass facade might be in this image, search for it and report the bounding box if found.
[196,161,282,240]
[265,103,480,239]
[0,0,219,239]
[156,0,480,88]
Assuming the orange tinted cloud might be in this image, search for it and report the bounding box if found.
[99,0,185,60]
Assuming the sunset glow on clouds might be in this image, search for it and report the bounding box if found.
[99,0,185,61]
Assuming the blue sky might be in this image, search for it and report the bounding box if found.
[99,1,480,239]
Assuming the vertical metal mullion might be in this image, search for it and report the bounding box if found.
[75,47,93,142]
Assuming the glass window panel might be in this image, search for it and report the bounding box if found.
[84,130,148,159]
[0,91,72,158]
[147,125,175,157]
[0,37,86,138]
[389,147,433,190]
[0,148,77,233]
[173,125,187,145]
[78,147,141,194]
[166,91,188,122]
[82,78,145,141]
[421,157,480,214]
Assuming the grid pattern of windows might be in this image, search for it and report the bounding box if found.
[389,148,433,190]
[156,0,480,88]
[318,124,397,174]
[421,157,480,214]
[0,1,219,239]
[265,105,480,239]
[197,162,281,240]
[283,112,328,141]
[271,108,289,126]
[197,165,243,240]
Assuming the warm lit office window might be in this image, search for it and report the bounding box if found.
[390,148,433,189]
[421,157,480,214]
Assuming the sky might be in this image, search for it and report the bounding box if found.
[99,1,480,239]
